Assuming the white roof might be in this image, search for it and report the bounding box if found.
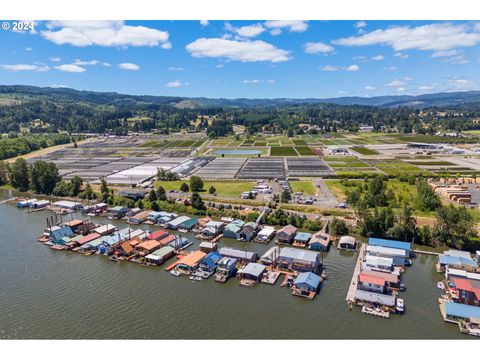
[200,241,216,249]
[367,245,407,258]
[238,263,266,277]
[446,268,480,281]
[167,215,191,227]
[258,227,276,236]
[279,247,320,264]
[94,224,116,234]
[444,249,472,259]
[339,236,356,245]
[53,200,81,208]
[355,289,396,306]
[206,221,224,228]
[260,246,280,263]
[364,255,393,268]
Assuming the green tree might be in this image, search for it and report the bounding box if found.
[191,192,206,211]
[10,158,29,191]
[415,179,441,211]
[0,160,10,186]
[100,178,109,195]
[151,201,160,211]
[29,161,61,195]
[281,189,291,203]
[330,218,349,236]
[70,176,83,196]
[83,183,94,200]
[387,205,418,243]
[180,182,190,192]
[148,189,157,202]
[208,185,216,195]
[434,204,476,249]
[190,176,204,192]
[156,186,167,201]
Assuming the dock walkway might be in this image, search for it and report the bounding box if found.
[345,243,366,303]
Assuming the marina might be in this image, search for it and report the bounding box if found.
[0,189,474,339]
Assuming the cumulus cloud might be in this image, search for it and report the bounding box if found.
[383,66,398,71]
[235,24,265,38]
[41,21,170,48]
[49,57,61,62]
[355,21,367,29]
[186,38,291,62]
[117,62,140,71]
[449,78,475,91]
[169,66,184,71]
[431,49,460,58]
[333,23,480,52]
[371,55,384,61]
[166,80,189,88]
[54,64,86,73]
[0,63,49,72]
[264,20,308,35]
[303,42,335,54]
[200,20,209,26]
[24,47,33,51]
[364,85,376,90]
[385,77,412,89]
[319,64,359,72]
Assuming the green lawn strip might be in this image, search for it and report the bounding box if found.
[154,180,254,198]
[290,180,316,195]
[270,146,298,156]
[350,147,379,155]
[294,146,316,156]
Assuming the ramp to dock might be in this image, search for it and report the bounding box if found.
[345,243,366,303]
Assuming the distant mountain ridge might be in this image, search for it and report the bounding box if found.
[1,84,480,109]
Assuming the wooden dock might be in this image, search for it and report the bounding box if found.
[345,243,366,303]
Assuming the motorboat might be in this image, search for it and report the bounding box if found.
[396,298,405,313]
[437,281,445,290]
[170,269,181,277]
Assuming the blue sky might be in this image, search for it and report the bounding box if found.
[1,20,480,98]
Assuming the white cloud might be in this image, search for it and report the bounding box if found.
[338,91,348,95]
[355,21,367,29]
[263,20,308,35]
[371,55,384,61]
[41,21,170,48]
[242,79,275,84]
[431,49,460,58]
[200,20,209,26]
[385,77,412,89]
[216,64,224,68]
[186,38,291,62]
[54,64,86,73]
[364,85,376,90]
[0,64,49,72]
[418,84,438,92]
[73,59,99,66]
[319,64,359,72]
[102,62,111,67]
[449,78,475,91]
[166,80,189,88]
[303,42,335,54]
[394,52,409,59]
[49,57,61,62]
[383,66,398,71]
[24,47,33,51]
[50,84,68,88]
[117,62,140,71]
[161,42,172,49]
[334,23,480,52]
[236,24,265,38]
[346,64,360,72]
[169,66,184,71]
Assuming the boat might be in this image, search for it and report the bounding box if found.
[437,281,445,290]
[189,275,203,281]
[170,269,181,277]
[321,269,327,280]
[396,298,405,313]
[178,228,188,233]
[362,305,390,318]
[399,283,406,291]
[405,259,413,266]
[109,255,120,263]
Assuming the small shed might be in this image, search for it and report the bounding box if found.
[338,236,357,250]
[309,231,331,252]
[199,241,217,253]
[293,232,312,247]
[237,222,258,242]
[276,225,297,244]
[237,263,267,282]
[293,272,322,292]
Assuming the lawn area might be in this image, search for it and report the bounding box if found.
[350,146,379,155]
[324,156,371,168]
[154,180,253,198]
[295,146,316,155]
[367,160,433,176]
[292,139,307,146]
[270,146,298,156]
[290,180,316,195]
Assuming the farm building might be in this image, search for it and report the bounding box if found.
[145,246,175,265]
[277,247,322,274]
[219,247,257,263]
[276,225,298,244]
[338,236,357,250]
[255,226,276,243]
[237,222,258,242]
[309,231,330,252]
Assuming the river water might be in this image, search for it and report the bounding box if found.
[0,189,469,339]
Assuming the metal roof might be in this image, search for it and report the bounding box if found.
[294,232,312,242]
[219,247,256,261]
[279,247,320,264]
[367,245,407,258]
[294,272,321,289]
[439,255,476,267]
[146,246,175,260]
[238,263,267,278]
[167,215,191,227]
[368,237,411,251]
[445,301,480,319]
[354,289,396,306]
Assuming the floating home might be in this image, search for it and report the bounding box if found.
[135,240,161,256]
[292,272,322,299]
[361,269,400,290]
[128,210,151,225]
[357,273,387,294]
[30,199,50,210]
[147,229,169,241]
[215,257,238,282]
[367,245,409,266]
[176,250,207,274]
[93,224,117,236]
[178,218,197,231]
[255,226,276,243]
[68,232,101,249]
[202,221,225,238]
[354,289,396,308]
[447,276,480,306]
[199,241,217,253]
[338,236,357,250]
[168,235,192,250]
[64,219,85,233]
[438,255,477,273]
[440,301,480,330]
[362,255,394,272]
[166,215,191,230]
[126,207,142,217]
[277,247,322,274]
[223,220,245,238]
[17,198,38,208]
[116,236,143,257]
[260,246,280,266]
[237,263,267,286]
[145,246,175,265]
[368,237,412,257]
[276,225,297,245]
[49,227,74,245]
[237,222,258,242]
[196,251,222,276]
[107,206,128,220]
[446,268,480,281]
[309,231,330,252]
[219,247,257,263]
[51,200,82,212]
[292,232,312,248]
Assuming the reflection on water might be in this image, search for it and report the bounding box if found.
[0,190,467,339]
